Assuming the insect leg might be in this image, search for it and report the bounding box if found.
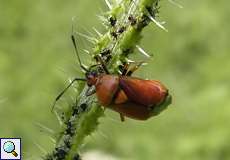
[120,113,125,122]
[127,62,143,76]
[121,63,129,76]
[123,61,145,76]
[52,78,86,112]
[95,55,110,74]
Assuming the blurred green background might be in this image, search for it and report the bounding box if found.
[0,0,230,160]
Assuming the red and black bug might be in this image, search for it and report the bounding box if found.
[53,34,171,121]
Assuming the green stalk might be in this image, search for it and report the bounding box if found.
[44,0,165,159]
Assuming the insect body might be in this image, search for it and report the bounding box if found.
[86,73,171,120]
[53,35,171,121]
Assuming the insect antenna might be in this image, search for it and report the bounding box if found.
[71,34,89,72]
[71,21,89,72]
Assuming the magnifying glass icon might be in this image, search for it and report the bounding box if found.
[3,141,18,157]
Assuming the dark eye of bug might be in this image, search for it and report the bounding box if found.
[91,70,98,76]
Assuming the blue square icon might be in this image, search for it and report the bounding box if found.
[0,138,21,160]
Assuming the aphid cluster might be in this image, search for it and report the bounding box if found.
[110,27,126,39]
[108,15,127,39]
[50,105,83,159]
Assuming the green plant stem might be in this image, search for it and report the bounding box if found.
[44,0,162,159]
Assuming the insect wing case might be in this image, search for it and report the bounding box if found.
[119,76,172,116]
[119,77,168,106]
